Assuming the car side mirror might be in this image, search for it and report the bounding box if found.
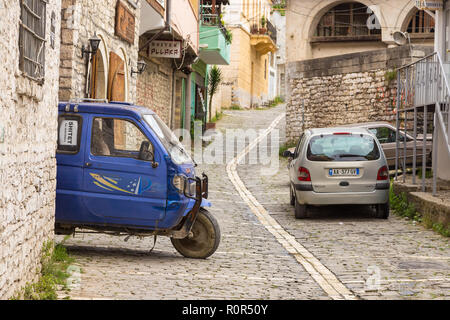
[283,150,294,158]
[139,141,153,161]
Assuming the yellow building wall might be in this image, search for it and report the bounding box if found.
[219,27,270,108]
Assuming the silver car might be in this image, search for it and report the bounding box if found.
[284,127,390,219]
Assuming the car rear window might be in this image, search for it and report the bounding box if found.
[307,133,380,162]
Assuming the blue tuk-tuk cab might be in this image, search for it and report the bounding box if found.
[55,99,220,259]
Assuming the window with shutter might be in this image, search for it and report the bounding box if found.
[19,0,47,82]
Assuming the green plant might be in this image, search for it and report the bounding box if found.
[224,29,233,45]
[417,167,433,179]
[230,104,242,110]
[208,65,222,123]
[390,185,449,237]
[12,240,75,300]
[211,111,224,123]
[269,96,285,107]
[260,15,267,28]
[385,70,397,84]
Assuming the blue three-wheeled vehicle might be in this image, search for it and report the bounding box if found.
[55,100,220,259]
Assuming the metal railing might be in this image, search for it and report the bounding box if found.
[200,5,228,39]
[395,52,450,195]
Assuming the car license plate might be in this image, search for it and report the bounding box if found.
[329,168,359,176]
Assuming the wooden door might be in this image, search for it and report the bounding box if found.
[108,52,126,102]
[108,52,126,148]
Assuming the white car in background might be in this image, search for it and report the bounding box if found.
[284,127,390,219]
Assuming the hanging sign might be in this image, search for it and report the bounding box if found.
[415,0,443,10]
[149,40,182,59]
[115,1,136,44]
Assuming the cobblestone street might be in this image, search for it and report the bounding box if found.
[57,105,449,300]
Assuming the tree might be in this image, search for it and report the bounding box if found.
[208,65,222,122]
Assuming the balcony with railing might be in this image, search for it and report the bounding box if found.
[198,0,231,65]
[249,17,277,55]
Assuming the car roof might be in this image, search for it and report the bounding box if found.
[307,126,373,135]
[58,101,156,117]
[337,121,393,128]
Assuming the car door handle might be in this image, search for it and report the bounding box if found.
[85,162,92,167]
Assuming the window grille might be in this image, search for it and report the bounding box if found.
[19,0,47,82]
[407,10,435,34]
[314,3,381,39]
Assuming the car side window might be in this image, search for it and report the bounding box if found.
[57,115,83,154]
[294,134,306,158]
[91,117,154,160]
[370,127,396,144]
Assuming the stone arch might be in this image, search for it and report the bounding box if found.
[396,2,421,32]
[118,46,129,102]
[88,33,108,100]
[306,0,387,40]
[399,5,435,34]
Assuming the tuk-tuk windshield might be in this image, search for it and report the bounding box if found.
[143,114,193,164]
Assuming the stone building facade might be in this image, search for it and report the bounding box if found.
[286,0,435,63]
[286,45,433,143]
[0,0,62,299]
[59,0,141,103]
[136,56,174,126]
[137,0,199,131]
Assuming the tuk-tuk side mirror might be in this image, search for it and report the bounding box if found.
[139,141,154,162]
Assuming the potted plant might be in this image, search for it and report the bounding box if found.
[259,15,267,34]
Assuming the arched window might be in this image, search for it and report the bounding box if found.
[407,10,435,35]
[313,2,381,41]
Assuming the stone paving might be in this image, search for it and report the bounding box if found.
[57,104,449,300]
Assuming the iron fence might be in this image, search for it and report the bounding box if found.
[396,52,450,195]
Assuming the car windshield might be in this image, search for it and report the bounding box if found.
[143,114,193,164]
[307,133,380,162]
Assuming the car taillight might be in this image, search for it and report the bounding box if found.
[377,166,389,181]
[298,167,311,181]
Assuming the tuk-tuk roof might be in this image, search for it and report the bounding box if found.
[58,101,156,117]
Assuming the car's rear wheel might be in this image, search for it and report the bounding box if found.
[290,185,295,206]
[294,199,308,219]
[171,209,221,259]
[376,202,390,219]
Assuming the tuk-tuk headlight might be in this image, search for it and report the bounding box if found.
[173,175,186,193]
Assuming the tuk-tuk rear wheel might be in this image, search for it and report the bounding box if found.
[171,208,220,259]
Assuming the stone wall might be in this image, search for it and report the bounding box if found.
[59,0,141,102]
[0,0,61,299]
[136,55,174,126]
[286,45,434,143]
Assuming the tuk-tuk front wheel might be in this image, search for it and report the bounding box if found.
[171,209,220,259]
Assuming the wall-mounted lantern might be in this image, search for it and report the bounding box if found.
[131,60,147,76]
[81,34,101,60]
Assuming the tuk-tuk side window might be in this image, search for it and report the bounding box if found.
[57,115,83,154]
[91,117,154,160]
